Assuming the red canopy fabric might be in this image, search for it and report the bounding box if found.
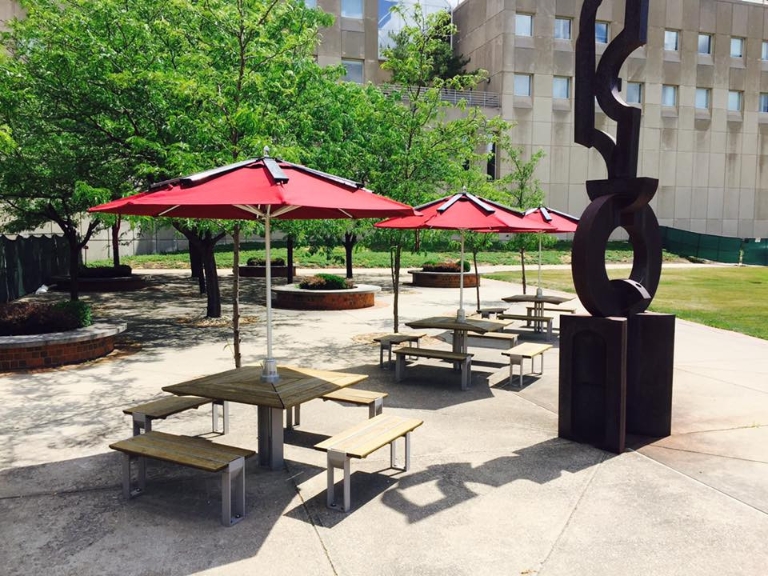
[522,206,579,233]
[89,157,415,221]
[375,192,555,233]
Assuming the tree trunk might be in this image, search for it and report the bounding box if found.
[111,219,121,267]
[520,247,527,295]
[189,243,206,294]
[67,240,80,301]
[200,241,221,318]
[343,232,357,279]
[286,235,294,284]
[391,244,402,333]
[232,224,241,368]
[473,251,481,311]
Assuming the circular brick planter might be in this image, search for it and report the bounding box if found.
[238,266,296,278]
[0,322,127,371]
[272,284,381,310]
[408,270,480,289]
[51,276,147,292]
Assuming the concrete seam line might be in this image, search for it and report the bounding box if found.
[644,444,768,465]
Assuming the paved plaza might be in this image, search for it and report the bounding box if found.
[1,267,766,576]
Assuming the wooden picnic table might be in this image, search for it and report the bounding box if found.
[405,315,510,354]
[163,365,366,469]
[501,294,574,333]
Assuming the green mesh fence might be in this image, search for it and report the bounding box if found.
[0,235,70,303]
[660,226,742,264]
[743,238,768,266]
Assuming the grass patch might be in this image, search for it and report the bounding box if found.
[486,266,768,341]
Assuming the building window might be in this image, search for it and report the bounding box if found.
[762,41,768,61]
[341,0,363,19]
[341,59,363,84]
[760,93,768,113]
[553,76,570,99]
[698,34,712,55]
[661,85,677,107]
[554,18,572,40]
[515,14,533,37]
[595,22,609,44]
[626,82,643,105]
[728,91,742,112]
[514,74,532,96]
[664,30,680,51]
[730,37,744,58]
[304,0,317,7]
[695,88,710,109]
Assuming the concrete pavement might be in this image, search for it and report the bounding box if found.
[0,266,766,576]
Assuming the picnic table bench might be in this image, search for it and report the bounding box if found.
[501,343,554,387]
[314,414,423,512]
[109,431,255,526]
[463,331,519,349]
[477,307,507,319]
[393,347,473,390]
[123,395,229,436]
[373,333,425,369]
[498,313,554,340]
[525,305,576,327]
[285,388,387,428]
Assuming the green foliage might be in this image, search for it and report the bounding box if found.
[53,300,93,328]
[298,273,352,290]
[422,260,470,272]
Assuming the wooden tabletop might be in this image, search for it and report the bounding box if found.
[163,365,367,409]
[502,294,573,305]
[405,315,510,334]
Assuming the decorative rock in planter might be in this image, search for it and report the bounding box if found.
[238,265,296,278]
[0,322,127,370]
[408,270,480,289]
[272,284,381,310]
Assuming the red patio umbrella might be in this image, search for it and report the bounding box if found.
[89,154,415,382]
[521,206,580,295]
[376,191,554,320]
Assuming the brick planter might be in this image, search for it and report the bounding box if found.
[51,276,147,292]
[238,266,296,278]
[272,284,381,310]
[408,270,480,289]
[0,322,127,371]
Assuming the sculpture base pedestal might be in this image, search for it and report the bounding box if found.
[558,313,675,454]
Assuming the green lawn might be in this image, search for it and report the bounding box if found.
[486,266,768,341]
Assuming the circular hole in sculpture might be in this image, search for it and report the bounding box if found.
[605,228,634,280]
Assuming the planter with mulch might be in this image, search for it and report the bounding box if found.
[407,270,480,289]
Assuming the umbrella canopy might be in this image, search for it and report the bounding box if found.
[376,191,554,319]
[521,206,580,295]
[89,155,415,382]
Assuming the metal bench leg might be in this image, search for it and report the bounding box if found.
[390,432,411,472]
[285,404,301,429]
[212,400,229,435]
[132,413,151,436]
[507,356,523,387]
[327,449,351,512]
[221,457,245,526]
[123,453,146,499]
[395,354,405,382]
[369,397,384,418]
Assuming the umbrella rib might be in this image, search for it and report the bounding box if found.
[158,206,181,216]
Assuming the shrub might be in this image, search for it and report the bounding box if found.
[298,273,353,290]
[246,257,286,266]
[422,260,470,273]
[0,300,93,336]
[79,265,132,278]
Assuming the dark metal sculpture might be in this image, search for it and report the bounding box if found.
[559,0,675,453]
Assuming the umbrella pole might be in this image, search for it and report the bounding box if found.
[457,232,466,321]
[262,213,279,383]
[537,235,543,296]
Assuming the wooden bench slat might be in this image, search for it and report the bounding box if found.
[498,313,554,322]
[525,305,576,314]
[322,389,387,404]
[392,348,471,362]
[123,396,212,419]
[110,431,254,473]
[502,343,553,358]
[373,333,425,345]
[315,414,423,459]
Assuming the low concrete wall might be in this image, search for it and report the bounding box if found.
[238,266,296,278]
[272,284,381,310]
[408,270,480,288]
[0,322,127,370]
[50,276,147,292]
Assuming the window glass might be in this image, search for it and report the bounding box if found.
[760,93,768,113]
[727,91,742,112]
[553,77,570,99]
[695,88,710,109]
[304,0,317,7]
[664,30,679,51]
[341,59,363,84]
[516,14,533,37]
[730,37,744,58]
[595,22,609,44]
[341,0,363,19]
[661,85,677,107]
[698,34,712,55]
[554,18,572,40]
[762,41,768,61]
[514,74,532,97]
[626,82,642,104]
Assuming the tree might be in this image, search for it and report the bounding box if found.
[496,138,547,294]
